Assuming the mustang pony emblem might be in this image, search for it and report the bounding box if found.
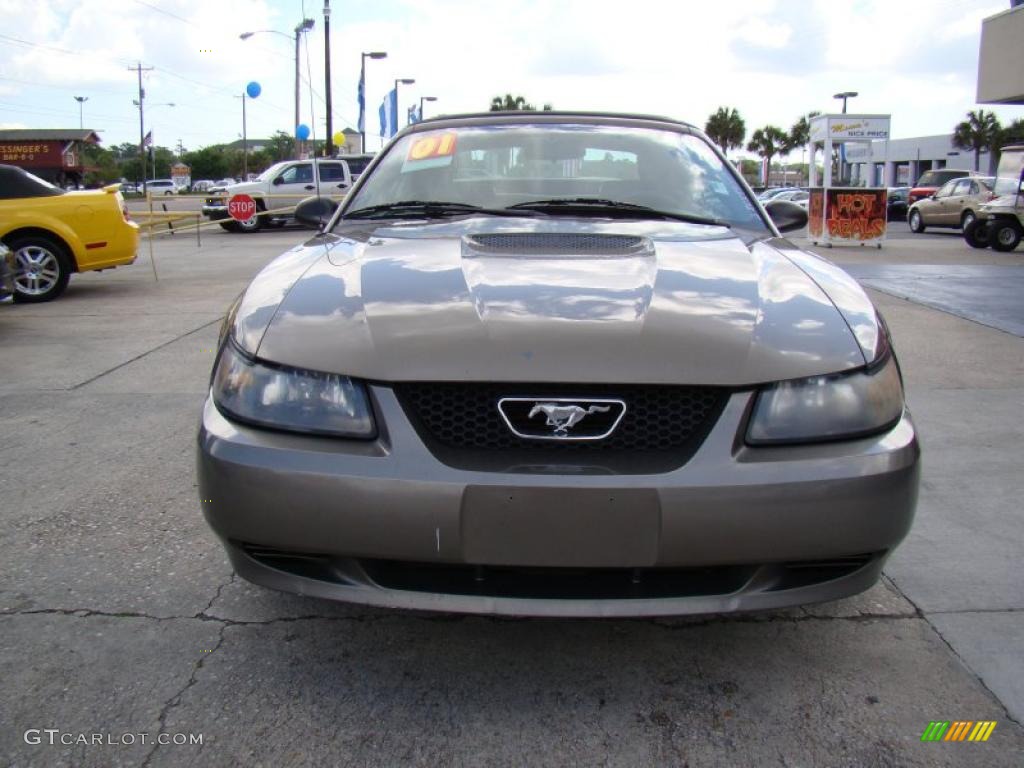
[528,403,611,436]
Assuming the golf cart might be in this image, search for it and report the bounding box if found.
[963,144,1024,252]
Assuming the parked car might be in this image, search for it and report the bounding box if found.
[908,177,995,233]
[757,186,802,202]
[964,144,1024,252]
[191,179,215,193]
[886,187,910,221]
[0,242,14,301]
[201,158,352,232]
[907,168,971,205]
[146,179,177,195]
[337,153,375,181]
[197,112,919,617]
[207,178,238,194]
[770,189,809,209]
[0,164,139,302]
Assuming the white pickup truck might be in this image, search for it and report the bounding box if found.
[202,158,352,232]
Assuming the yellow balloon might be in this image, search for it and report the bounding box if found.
[332,131,346,147]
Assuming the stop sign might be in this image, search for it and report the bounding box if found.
[228,194,257,222]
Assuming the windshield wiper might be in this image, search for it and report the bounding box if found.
[506,198,728,227]
[344,200,546,220]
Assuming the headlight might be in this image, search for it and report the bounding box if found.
[746,353,904,444]
[212,342,376,438]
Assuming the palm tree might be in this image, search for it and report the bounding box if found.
[786,111,821,153]
[704,107,745,157]
[489,94,536,112]
[747,126,788,185]
[952,109,1002,171]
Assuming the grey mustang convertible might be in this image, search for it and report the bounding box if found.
[198,112,919,617]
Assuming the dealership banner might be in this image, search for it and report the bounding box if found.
[808,187,887,246]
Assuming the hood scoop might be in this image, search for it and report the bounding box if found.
[465,232,651,257]
[461,232,657,327]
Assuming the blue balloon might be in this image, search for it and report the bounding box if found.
[296,123,310,141]
[246,81,261,99]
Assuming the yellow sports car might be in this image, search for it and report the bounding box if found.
[0,164,139,302]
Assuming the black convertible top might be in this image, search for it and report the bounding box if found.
[0,164,65,200]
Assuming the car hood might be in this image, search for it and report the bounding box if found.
[222,181,263,196]
[233,217,876,386]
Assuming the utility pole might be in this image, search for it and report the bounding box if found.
[176,139,184,157]
[323,0,333,157]
[129,62,154,193]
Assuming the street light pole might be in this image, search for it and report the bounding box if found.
[394,78,415,129]
[419,95,437,121]
[359,51,387,153]
[833,91,858,182]
[833,90,858,114]
[241,21,313,160]
[74,96,88,129]
[323,0,333,156]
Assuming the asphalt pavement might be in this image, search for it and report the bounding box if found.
[1,223,1023,766]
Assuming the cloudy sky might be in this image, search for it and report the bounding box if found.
[1,0,1021,157]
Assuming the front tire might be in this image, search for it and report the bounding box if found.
[9,235,72,303]
[908,209,925,233]
[235,204,263,233]
[963,218,990,249]
[990,220,1022,252]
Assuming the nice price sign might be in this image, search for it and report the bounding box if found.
[228,194,257,222]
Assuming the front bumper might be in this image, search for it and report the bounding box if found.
[197,387,920,617]
[201,204,229,221]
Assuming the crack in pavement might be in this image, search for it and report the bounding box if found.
[883,572,1023,729]
[140,621,227,768]
[69,316,224,391]
[0,605,924,628]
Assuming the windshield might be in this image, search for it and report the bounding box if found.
[992,151,1024,197]
[916,170,965,187]
[343,124,766,231]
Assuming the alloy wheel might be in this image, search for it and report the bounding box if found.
[14,245,61,296]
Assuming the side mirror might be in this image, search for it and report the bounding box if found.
[763,199,808,233]
[294,196,338,230]
[272,176,285,186]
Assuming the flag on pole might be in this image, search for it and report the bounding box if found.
[143,131,153,147]
[357,70,365,134]
[407,104,420,125]
[378,88,397,139]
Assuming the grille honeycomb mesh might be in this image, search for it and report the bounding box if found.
[466,233,647,255]
[394,382,727,455]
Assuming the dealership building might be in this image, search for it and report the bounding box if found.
[845,135,995,188]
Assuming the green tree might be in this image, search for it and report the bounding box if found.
[182,145,229,180]
[81,144,121,186]
[746,126,788,185]
[489,94,535,111]
[786,111,821,152]
[952,109,1001,172]
[152,146,175,178]
[993,118,1024,167]
[704,107,745,157]
[265,131,296,163]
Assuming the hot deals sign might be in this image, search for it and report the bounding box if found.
[810,188,887,243]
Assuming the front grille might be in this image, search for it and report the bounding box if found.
[394,382,728,472]
[466,233,647,255]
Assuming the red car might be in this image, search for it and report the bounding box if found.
[908,168,971,205]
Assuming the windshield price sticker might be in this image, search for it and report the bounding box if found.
[402,132,457,173]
